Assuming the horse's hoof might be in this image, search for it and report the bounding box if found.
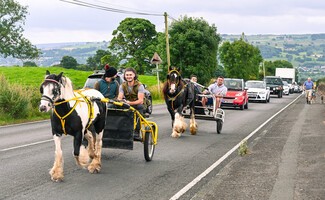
[51,176,64,182]
[171,132,181,138]
[88,164,101,174]
[190,127,197,135]
[50,172,64,182]
[190,130,197,135]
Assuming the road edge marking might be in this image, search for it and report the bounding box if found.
[0,139,53,152]
[169,94,303,200]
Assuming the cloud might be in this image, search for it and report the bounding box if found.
[16,0,325,44]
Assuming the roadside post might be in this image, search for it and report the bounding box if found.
[150,52,162,96]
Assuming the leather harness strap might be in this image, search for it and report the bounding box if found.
[53,90,94,135]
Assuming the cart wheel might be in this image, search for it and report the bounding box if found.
[216,119,223,134]
[144,126,155,161]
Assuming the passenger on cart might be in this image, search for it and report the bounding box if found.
[94,64,119,107]
[202,76,228,111]
[117,67,145,140]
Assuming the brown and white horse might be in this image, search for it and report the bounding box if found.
[162,66,198,138]
[39,70,106,182]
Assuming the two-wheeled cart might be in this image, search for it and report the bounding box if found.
[100,99,158,161]
[182,81,225,134]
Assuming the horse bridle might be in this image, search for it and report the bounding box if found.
[167,69,185,111]
[40,78,94,135]
[168,69,181,88]
[40,79,63,106]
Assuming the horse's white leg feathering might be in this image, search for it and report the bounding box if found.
[50,135,64,182]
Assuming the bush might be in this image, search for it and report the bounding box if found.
[0,83,29,119]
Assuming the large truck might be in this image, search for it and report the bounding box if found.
[275,68,295,93]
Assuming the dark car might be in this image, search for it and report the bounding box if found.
[83,70,153,115]
[264,76,284,98]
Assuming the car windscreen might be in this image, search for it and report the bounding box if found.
[84,78,101,89]
[265,78,283,85]
[246,82,265,89]
[224,79,243,90]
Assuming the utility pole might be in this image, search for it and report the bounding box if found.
[164,12,171,68]
[263,61,266,78]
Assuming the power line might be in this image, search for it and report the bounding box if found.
[93,0,157,14]
[60,0,164,17]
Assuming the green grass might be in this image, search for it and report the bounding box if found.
[0,66,162,126]
[0,66,158,89]
[0,66,92,89]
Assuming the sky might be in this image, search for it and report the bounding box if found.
[16,0,325,44]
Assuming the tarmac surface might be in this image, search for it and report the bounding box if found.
[190,95,325,200]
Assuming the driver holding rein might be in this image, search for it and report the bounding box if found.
[117,67,145,140]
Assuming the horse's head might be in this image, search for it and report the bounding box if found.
[167,66,182,94]
[39,70,65,112]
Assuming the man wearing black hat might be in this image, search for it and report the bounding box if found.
[94,64,119,100]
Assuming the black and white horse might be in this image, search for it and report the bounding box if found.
[162,66,198,138]
[39,70,106,182]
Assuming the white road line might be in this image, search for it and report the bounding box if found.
[0,139,53,152]
[169,94,303,200]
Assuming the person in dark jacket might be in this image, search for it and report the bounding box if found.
[94,64,119,100]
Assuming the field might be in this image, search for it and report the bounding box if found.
[0,66,161,125]
[0,66,158,89]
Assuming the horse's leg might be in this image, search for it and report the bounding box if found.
[73,133,86,168]
[49,135,64,182]
[172,107,187,138]
[189,106,198,135]
[167,103,175,127]
[76,130,95,168]
[84,130,95,159]
[88,130,103,174]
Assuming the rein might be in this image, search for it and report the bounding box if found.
[167,86,185,111]
[53,90,94,135]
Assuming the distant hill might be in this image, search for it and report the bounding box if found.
[222,34,325,82]
[0,41,109,67]
[221,33,325,68]
[1,34,325,73]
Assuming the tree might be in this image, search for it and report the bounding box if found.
[109,18,158,74]
[166,16,221,84]
[60,56,78,69]
[87,49,108,70]
[23,61,37,67]
[264,60,293,76]
[100,51,119,69]
[0,0,40,59]
[219,36,263,80]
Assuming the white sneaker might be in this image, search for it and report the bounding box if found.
[204,108,209,115]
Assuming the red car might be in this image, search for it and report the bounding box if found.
[221,78,249,110]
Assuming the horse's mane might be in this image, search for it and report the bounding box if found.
[61,76,73,90]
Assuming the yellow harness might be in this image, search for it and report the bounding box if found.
[53,90,94,135]
[167,87,185,111]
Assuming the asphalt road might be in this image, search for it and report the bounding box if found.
[0,94,301,200]
[191,94,325,200]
